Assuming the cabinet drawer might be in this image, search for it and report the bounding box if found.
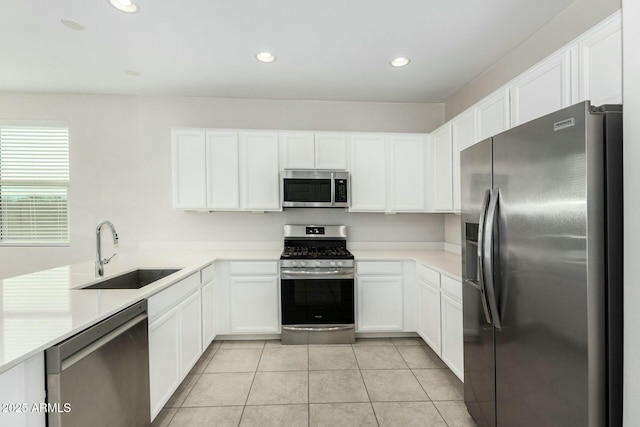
[417,264,440,287]
[230,261,278,276]
[356,261,402,275]
[441,275,462,301]
[149,272,200,322]
[200,264,215,284]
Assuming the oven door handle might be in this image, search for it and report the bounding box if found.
[280,269,354,280]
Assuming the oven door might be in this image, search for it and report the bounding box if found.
[280,269,354,325]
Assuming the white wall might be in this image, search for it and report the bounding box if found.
[0,93,444,279]
[622,1,639,424]
[445,0,621,120]
[444,214,461,247]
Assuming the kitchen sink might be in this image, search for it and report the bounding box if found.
[83,269,181,290]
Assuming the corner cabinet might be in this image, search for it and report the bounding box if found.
[430,124,453,212]
[350,134,428,213]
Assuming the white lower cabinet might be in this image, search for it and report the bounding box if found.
[0,352,45,427]
[441,293,464,381]
[225,261,280,334]
[148,272,203,420]
[149,307,181,419]
[416,264,464,381]
[201,280,216,349]
[179,291,203,376]
[230,276,280,333]
[356,262,404,332]
[418,278,441,354]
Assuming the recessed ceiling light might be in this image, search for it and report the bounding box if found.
[390,57,411,68]
[256,52,276,63]
[61,18,85,31]
[124,70,141,77]
[108,0,139,13]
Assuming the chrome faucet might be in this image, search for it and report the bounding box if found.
[96,220,119,277]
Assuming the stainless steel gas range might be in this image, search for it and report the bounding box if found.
[280,225,355,345]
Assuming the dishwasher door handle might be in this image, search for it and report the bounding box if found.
[60,314,147,372]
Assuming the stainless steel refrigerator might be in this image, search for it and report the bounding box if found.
[461,101,622,427]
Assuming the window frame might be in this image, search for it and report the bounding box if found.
[0,120,71,247]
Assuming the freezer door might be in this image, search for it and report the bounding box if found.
[461,138,495,427]
[491,101,605,427]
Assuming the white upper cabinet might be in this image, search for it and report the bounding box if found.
[279,132,315,169]
[575,12,622,106]
[349,134,387,212]
[476,87,510,141]
[172,130,206,209]
[451,109,478,212]
[430,123,453,212]
[239,131,281,211]
[315,133,348,169]
[280,132,348,170]
[388,134,426,212]
[206,131,239,210]
[510,50,572,127]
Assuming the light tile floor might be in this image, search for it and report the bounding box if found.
[152,337,477,427]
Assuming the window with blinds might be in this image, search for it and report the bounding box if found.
[0,125,70,244]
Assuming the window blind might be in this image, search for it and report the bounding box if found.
[0,126,69,244]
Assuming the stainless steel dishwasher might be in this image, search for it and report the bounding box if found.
[46,300,150,427]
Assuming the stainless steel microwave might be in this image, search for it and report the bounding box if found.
[282,170,349,208]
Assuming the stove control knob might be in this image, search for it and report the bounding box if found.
[300,261,306,267]
[315,261,321,267]
[337,262,343,267]
[292,261,297,267]
[330,261,336,267]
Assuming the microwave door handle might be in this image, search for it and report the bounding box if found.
[330,172,336,207]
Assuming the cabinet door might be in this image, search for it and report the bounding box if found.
[388,135,425,212]
[356,276,403,332]
[418,280,441,355]
[431,124,453,211]
[441,293,464,381]
[202,281,216,349]
[510,50,571,127]
[349,134,387,212]
[315,133,348,169]
[180,291,202,377]
[149,307,180,419]
[576,12,622,105]
[476,87,510,141]
[451,110,478,212]
[239,132,280,211]
[230,276,280,333]
[206,131,239,210]
[280,132,315,169]
[172,130,206,209]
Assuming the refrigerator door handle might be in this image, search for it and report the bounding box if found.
[483,188,502,329]
[476,189,493,325]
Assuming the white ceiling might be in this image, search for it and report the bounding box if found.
[0,0,575,103]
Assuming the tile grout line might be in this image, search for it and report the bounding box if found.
[307,343,310,427]
[236,341,265,426]
[351,342,381,427]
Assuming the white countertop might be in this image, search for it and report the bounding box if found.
[0,248,460,374]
